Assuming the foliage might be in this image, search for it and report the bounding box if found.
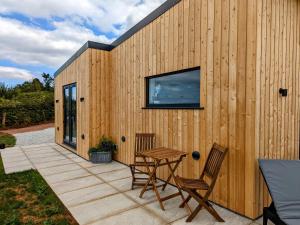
[0,83,17,99]
[42,73,54,91]
[0,91,54,127]
[0,74,55,129]
[14,78,44,93]
[0,132,16,147]
[89,136,117,155]
[0,156,77,225]
[0,92,54,128]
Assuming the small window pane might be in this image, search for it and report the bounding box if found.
[147,68,200,107]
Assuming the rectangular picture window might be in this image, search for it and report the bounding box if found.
[146,67,200,108]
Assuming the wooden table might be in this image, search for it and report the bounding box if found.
[139,147,190,211]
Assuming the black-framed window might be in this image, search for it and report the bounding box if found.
[146,67,200,109]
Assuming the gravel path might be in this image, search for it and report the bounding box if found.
[14,128,54,146]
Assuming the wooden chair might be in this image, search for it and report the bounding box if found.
[175,143,228,222]
[129,133,156,189]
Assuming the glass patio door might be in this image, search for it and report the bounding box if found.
[63,83,77,148]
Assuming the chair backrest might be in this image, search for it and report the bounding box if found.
[201,143,228,185]
[134,133,155,159]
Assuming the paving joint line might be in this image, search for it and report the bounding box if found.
[34,159,76,170]
[54,180,104,195]
[50,145,170,225]
[19,146,36,170]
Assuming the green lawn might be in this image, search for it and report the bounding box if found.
[0,132,16,147]
[0,156,78,225]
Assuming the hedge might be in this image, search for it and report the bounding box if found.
[0,91,54,128]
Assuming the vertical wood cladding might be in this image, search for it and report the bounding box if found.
[55,0,300,219]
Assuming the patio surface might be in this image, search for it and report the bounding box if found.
[1,143,265,225]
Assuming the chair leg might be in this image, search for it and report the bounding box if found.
[179,194,192,208]
[206,203,224,222]
[130,165,135,190]
[263,209,268,225]
[185,190,224,223]
[186,204,203,222]
[263,215,268,225]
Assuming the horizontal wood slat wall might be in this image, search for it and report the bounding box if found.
[55,0,300,219]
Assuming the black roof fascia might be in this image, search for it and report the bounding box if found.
[54,41,113,77]
[54,0,181,77]
[111,0,181,47]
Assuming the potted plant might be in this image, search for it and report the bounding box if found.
[88,136,117,163]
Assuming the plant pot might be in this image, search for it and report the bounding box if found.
[89,151,112,163]
[0,143,5,149]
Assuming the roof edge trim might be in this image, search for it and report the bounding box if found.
[111,0,181,47]
[54,0,181,77]
[54,41,113,77]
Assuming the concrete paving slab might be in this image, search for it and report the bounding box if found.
[69,193,137,225]
[109,177,133,192]
[125,184,177,205]
[50,175,103,194]
[58,183,119,207]
[4,160,33,169]
[23,147,54,151]
[30,155,67,163]
[1,151,25,159]
[96,168,131,182]
[38,163,82,176]
[70,157,86,163]
[90,207,166,225]
[25,152,61,159]
[171,204,251,225]
[44,169,90,184]
[2,156,29,163]
[87,161,127,174]
[78,161,97,168]
[34,158,74,169]
[144,195,189,223]
[21,143,50,149]
[1,143,256,225]
[5,164,34,174]
[66,154,81,159]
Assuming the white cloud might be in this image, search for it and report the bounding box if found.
[0,66,34,81]
[0,0,165,73]
[0,0,165,35]
[0,17,112,68]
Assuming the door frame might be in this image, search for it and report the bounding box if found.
[63,83,77,149]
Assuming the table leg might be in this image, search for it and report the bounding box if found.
[162,158,182,191]
[152,162,165,210]
[139,157,155,198]
[166,157,192,213]
[139,159,165,210]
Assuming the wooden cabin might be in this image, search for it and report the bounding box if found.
[54,0,300,219]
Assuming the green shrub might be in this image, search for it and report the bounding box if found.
[88,136,117,155]
[0,91,54,128]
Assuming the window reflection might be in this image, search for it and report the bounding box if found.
[147,69,200,107]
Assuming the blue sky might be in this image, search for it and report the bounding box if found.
[0,0,165,87]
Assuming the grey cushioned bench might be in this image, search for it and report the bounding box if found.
[259,160,300,225]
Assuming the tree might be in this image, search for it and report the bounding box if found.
[41,73,54,91]
[15,78,43,92]
[0,83,17,99]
